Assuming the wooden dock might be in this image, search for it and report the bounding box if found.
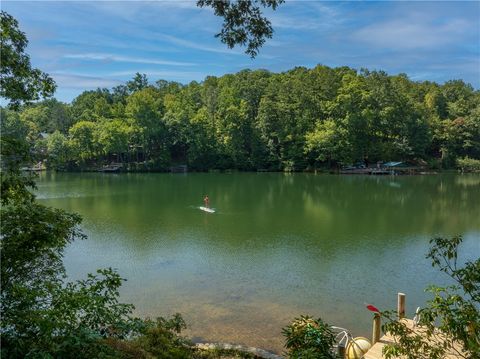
[363,293,466,359]
[21,162,46,171]
[339,168,392,175]
[364,318,465,358]
[339,165,424,175]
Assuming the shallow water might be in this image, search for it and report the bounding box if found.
[36,172,480,353]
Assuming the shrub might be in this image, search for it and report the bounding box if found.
[426,158,442,170]
[282,316,338,359]
[457,156,480,172]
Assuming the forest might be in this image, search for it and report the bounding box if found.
[2,66,480,172]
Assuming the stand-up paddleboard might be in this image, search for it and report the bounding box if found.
[199,206,215,213]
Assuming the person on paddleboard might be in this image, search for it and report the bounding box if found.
[203,195,209,208]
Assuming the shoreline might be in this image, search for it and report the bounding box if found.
[32,168,466,175]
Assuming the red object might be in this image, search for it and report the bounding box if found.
[366,304,380,313]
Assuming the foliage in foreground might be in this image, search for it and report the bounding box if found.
[197,0,284,58]
[0,11,56,108]
[0,126,137,357]
[282,315,338,359]
[382,236,479,359]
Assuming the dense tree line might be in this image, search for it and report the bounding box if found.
[3,67,478,172]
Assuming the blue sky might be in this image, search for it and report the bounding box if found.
[4,1,479,103]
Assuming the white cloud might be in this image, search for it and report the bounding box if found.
[153,1,204,11]
[63,53,196,66]
[268,2,341,30]
[353,17,472,50]
[270,15,321,30]
[51,73,123,89]
[107,69,207,81]
[157,34,244,55]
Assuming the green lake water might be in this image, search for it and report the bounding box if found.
[36,172,480,353]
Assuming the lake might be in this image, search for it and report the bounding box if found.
[36,172,480,353]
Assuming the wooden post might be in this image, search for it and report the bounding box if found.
[398,292,406,319]
[372,313,381,345]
